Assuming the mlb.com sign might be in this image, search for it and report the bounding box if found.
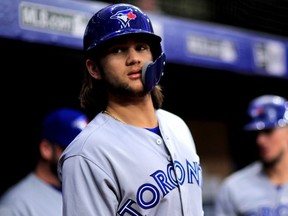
[19,1,90,37]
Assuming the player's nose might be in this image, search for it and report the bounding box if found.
[126,47,141,66]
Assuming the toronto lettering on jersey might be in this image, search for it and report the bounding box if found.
[117,159,202,216]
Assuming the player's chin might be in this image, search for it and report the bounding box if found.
[261,153,276,162]
[130,84,148,96]
[130,81,145,91]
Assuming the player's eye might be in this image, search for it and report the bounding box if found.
[259,129,274,134]
[135,43,149,52]
[108,46,124,54]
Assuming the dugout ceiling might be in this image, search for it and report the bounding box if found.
[1,0,288,79]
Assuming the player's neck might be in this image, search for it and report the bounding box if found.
[105,98,158,128]
[265,155,288,185]
[35,161,61,187]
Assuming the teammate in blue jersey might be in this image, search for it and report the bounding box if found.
[0,108,88,216]
[58,3,204,216]
[214,94,288,216]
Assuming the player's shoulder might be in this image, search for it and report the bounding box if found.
[156,109,185,123]
[60,111,135,160]
[156,109,191,135]
[0,173,37,204]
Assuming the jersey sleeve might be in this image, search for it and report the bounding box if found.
[61,155,118,216]
[0,207,15,216]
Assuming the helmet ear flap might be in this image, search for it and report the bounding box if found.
[142,53,166,91]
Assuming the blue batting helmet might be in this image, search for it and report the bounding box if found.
[83,3,163,59]
[244,95,288,131]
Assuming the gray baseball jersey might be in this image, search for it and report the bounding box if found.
[58,109,204,216]
[214,161,288,216]
[0,173,62,216]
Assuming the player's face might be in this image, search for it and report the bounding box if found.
[99,38,153,97]
[255,127,288,166]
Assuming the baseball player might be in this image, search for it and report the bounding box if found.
[58,3,204,216]
[214,94,288,216]
[0,108,88,216]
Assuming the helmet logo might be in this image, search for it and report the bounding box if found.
[252,108,264,117]
[110,8,136,28]
[72,117,88,130]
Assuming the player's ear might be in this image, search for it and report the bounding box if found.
[86,59,102,80]
[39,139,53,160]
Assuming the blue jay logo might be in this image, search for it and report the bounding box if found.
[110,8,137,28]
